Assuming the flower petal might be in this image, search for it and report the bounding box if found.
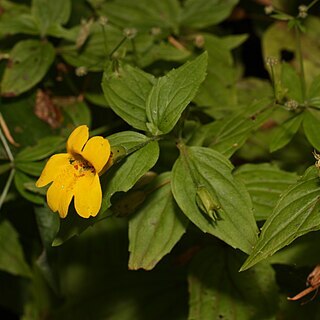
[46,167,76,218]
[36,153,70,188]
[66,125,89,155]
[81,136,111,173]
[74,173,102,218]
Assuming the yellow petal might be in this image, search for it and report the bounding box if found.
[46,167,76,218]
[36,153,70,188]
[81,136,111,173]
[74,173,102,218]
[66,125,89,155]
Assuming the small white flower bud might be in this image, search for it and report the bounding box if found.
[264,5,274,15]
[284,99,299,110]
[298,5,308,18]
[75,66,88,77]
[265,56,279,67]
[99,16,108,26]
[123,28,137,39]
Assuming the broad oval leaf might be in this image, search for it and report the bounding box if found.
[98,0,180,31]
[180,0,239,29]
[269,113,304,152]
[34,205,60,248]
[172,146,258,254]
[307,74,320,108]
[188,246,278,320]
[0,220,32,277]
[303,109,320,150]
[281,63,303,103]
[101,132,160,213]
[0,13,38,37]
[241,166,320,271]
[129,172,188,270]
[15,136,64,162]
[15,160,45,177]
[31,0,71,36]
[193,34,242,118]
[1,40,55,97]
[107,131,155,153]
[14,170,44,205]
[146,52,208,135]
[102,63,155,131]
[61,23,123,71]
[234,163,298,220]
[189,99,273,158]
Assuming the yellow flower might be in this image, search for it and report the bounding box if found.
[36,125,110,218]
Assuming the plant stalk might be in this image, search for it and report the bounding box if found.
[294,25,306,101]
[0,168,15,211]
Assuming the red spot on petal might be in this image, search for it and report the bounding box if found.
[74,164,78,170]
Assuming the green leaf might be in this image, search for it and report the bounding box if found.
[269,231,320,267]
[0,14,38,37]
[100,132,160,212]
[188,246,278,320]
[34,206,60,248]
[146,52,208,135]
[107,131,155,153]
[303,109,320,150]
[281,63,303,103]
[31,0,71,36]
[60,23,123,71]
[0,1,35,37]
[98,0,180,31]
[128,172,188,270]
[180,0,239,29]
[234,163,298,220]
[15,160,45,177]
[172,146,258,254]
[62,101,92,127]
[189,99,273,158]
[0,163,12,175]
[0,220,32,277]
[14,170,44,205]
[241,166,320,271]
[102,63,155,131]
[307,74,320,107]
[85,92,108,107]
[270,12,293,21]
[193,34,241,118]
[269,113,304,152]
[0,95,53,147]
[1,40,55,97]
[262,17,320,86]
[137,41,191,68]
[237,78,273,107]
[15,136,64,162]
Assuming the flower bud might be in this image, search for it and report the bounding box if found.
[195,186,221,221]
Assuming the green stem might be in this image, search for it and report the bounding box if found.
[307,0,319,10]
[101,25,109,55]
[130,38,139,66]
[109,36,127,59]
[269,65,277,101]
[294,25,306,101]
[0,117,14,162]
[0,168,15,211]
